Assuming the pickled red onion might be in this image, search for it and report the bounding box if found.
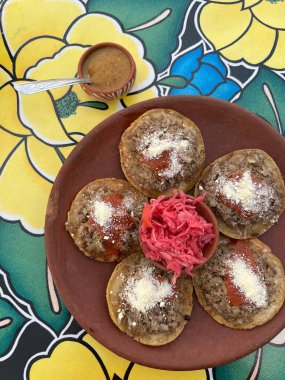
[139,191,215,283]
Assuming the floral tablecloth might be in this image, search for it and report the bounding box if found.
[1,0,285,379]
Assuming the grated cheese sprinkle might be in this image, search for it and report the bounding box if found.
[146,139,189,159]
[123,267,173,313]
[228,258,267,308]
[92,200,113,228]
[123,194,135,210]
[139,129,191,180]
[216,171,273,214]
[161,153,182,178]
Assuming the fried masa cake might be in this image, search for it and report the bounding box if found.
[106,253,193,345]
[193,236,285,329]
[119,108,205,198]
[66,178,146,262]
[195,149,285,239]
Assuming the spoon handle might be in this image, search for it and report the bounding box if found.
[13,77,92,95]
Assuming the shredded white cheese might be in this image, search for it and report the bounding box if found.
[92,200,113,228]
[228,258,267,308]
[216,171,273,214]
[123,267,173,313]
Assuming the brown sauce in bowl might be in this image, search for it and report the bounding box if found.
[83,46,131,91]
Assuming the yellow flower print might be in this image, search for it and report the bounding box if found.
[199,0,285,69]
[128,365,207,380]
[29,334,207,380]
[0,0,158,234]
[29,339,108,380]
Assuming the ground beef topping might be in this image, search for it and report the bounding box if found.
[138,127,191,180]
[124,110,203,193]
[215,170,274,217]
[90,193,135,240]
[66,180,145,260]
[198,150,283,229]
[114,261,189,335]
[195,236,276,324]
[87,190,140,256]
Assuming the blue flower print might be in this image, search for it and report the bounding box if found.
[167,46,241,101]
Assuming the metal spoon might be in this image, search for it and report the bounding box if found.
[13,77,92,95]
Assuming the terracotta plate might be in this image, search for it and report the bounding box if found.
[45,96,285,370]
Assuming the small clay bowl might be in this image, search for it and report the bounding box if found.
[141,196,219,275]
[78,42,136,101]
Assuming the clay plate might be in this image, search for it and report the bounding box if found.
[45,96,285,370]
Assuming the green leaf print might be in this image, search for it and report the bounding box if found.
[258,344,285,380]
[158,75,188,88]
[235,68,285,135]
[214,350,257,380]
[87,0,190,72]
[55,91,109,118]
[0,220,69,333]
[79,101,109,110]
[55,91,80,119]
